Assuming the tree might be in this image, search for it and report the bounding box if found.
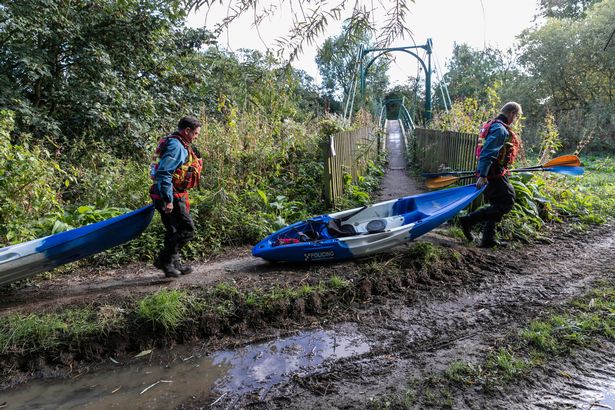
[316,26,389,115]
[185,0,415,63]
[385,80,422,123]
[0,0,214,157]
[537,0,600,19]
[518,0,615,150]
[442,44,512,106]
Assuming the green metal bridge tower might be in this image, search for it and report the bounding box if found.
[359,39,433,123]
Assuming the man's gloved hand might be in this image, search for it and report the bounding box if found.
[476,176,489,189]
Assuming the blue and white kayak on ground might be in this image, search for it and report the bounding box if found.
[252,185,485,263]
[0,205,155,286]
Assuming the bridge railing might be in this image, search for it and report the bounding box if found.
[413,128,477,176]
[322,126,381,206]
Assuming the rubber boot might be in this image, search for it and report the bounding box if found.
[479,221,507,248]
[459,215,475,242]
[173,256,193,275]
[154,254,181,278]
[459,208,489,242]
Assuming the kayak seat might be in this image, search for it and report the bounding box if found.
[402,210,428,224]
[366,219,386,233]
[344,216,406,235]
[325,219,357,238]
[392,198,417,215]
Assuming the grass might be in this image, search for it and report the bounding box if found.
[329,275,351,289]
[0,273,365,356]
[485,347,531,381]
[0,308,103,353]
[135,289,189,332]
[499,156,615,241]
[446,225,467,241]
[445,360,477,385]
[369,390,415,409]
[405,242,445,265]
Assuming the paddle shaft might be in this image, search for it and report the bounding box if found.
[425,166,584,189]
[428,166,553,178]
[421,155,581,178]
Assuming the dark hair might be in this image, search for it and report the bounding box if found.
[177,116,201,131]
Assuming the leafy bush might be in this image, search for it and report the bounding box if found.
[499,156,615,241]
[0,111,63,243]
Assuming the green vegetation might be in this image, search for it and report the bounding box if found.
[329,275,351,290]
[369,391,416,409]
[0,308,111,353]
[433,90,615,243]
[405,242,445,265]
[136,290,190,332]
[499,156,615,242]
[1,0,613,272]
[0,273,361,355]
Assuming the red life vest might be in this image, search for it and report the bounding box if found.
[475,119,520,176]
[150,134,203,194]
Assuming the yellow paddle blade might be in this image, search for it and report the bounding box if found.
[425,176,461,189]
[543,155,581,168]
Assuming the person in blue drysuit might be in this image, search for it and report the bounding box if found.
[150,116,203,277]
[460,102,523,248]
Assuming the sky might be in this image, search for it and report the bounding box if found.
[187,0,542,87]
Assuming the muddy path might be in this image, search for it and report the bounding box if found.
[0,248,260,315]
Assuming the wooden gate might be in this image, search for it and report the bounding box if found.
[323,127,381,206]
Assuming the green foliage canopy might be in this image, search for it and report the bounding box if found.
[0,0,214,157]
[517,0,615,150]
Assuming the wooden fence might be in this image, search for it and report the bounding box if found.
[323,127,381,206]
[413,128,477,173]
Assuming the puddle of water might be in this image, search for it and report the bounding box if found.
[0,324,369,409]
[213,324,370,397]
[598,390,615,408]
[541,378,615,410]
[580,387,615,410]
[0,350,226,410]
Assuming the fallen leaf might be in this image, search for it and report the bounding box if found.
[134,349,153,358]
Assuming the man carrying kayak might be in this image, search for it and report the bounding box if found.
[460,102,523,248]
[149,116,203,277]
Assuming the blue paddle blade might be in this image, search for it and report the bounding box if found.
[544,166,584,176]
